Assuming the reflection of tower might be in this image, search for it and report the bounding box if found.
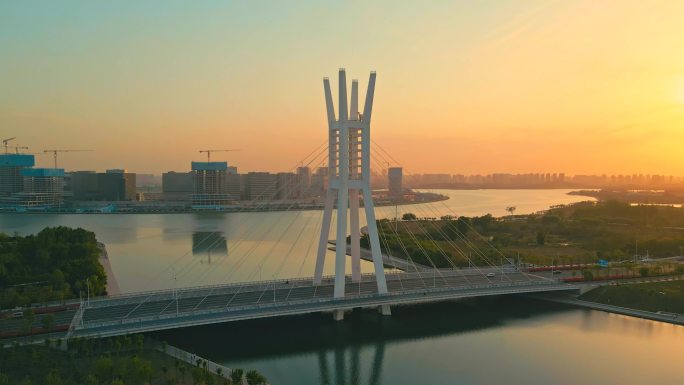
[317,342,385,385]
[192,232,228,264]
[314,69,389,317]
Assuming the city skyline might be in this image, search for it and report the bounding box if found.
[2,1,684,175]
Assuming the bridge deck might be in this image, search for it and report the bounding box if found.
[71,270,577,338]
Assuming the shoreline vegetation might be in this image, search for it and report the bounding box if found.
[570,189,684,205]
[0,335,268,385]
[366,200,684,278]
[579,279,684,315]
[0,227,107,310]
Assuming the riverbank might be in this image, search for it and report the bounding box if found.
[569,189,684,204]
[542,294,684,326]
[98,242,121,296]
[578,278,684,314]
[0,339,229,385]
[536,277,684,326]
[0,192,450,214]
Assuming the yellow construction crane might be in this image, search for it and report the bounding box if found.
[43,149,93,169]
[199,149,241,162]
[2,137,16,153]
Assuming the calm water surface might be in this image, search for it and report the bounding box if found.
[0,189,592,293]
[155,298,684,385]
[5,189,679,385]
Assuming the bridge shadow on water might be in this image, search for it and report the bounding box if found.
[152,295,574,384]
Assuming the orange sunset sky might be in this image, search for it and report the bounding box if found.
[1,0,683,175]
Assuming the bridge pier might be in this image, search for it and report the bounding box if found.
[379,305,391,316]
[333,309,345,321]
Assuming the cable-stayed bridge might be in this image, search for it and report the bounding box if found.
[69,270,576,338]
[48,68,581,340]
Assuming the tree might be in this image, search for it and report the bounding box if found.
[84,375,98,385]
[640,267,650,277]
[93,355,113,382]
[230,369,244,385]
[245,370,267,385]
[536,231,545,245]
[42,314,55,333]
[21,309,35,336]
[506,206,516,216]
[402,213,417,221]
[44,371,64,385]
[134,334,144,351]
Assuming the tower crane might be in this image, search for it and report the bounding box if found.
[12,146,29,154]
[2,137,16,153]
[43,149,93,169]
[198,149,241,162]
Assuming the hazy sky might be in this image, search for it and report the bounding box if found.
[1,0,683,175]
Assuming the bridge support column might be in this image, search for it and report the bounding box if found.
[333,309,345,321]
[379,305,391,316]
[315,68,389,320]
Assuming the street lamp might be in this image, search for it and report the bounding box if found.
[171,267,178,316]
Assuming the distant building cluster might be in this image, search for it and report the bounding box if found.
[8,145,684,212]
[403,172,682,189]
[0,154,65,209]
[160,164,332,209]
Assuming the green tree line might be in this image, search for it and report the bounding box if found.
[0,227,107,309]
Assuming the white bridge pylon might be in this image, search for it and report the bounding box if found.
[314,68,389,309]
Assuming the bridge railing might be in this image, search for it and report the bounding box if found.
[78,279,575,333]
[84,268,555,311]
[88,265,539,304]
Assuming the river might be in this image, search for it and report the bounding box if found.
[3,189,682,384]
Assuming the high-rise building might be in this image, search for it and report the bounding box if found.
[191,162,231,208]
[0,154,35,196]
[98,170,137,201]
[225,167,241,201]
[296,166,311,197]
[246,172,277,200]
[14,168,65,208]
[388,167,403,198]
[162,171,193,201]
[69,171,99,200]
[276,172,298,199]
[310,167,328,197]
[69,169,136,201]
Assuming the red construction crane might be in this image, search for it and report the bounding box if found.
[198,149,241,162]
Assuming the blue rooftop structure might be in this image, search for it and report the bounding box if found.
[0,154,35,167]
[191,162,228,171]
[20,168,65,177]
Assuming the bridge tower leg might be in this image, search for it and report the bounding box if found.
[314,69,389,319]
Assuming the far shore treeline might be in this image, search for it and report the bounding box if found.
[0,227,107,309]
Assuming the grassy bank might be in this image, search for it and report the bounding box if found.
[579,280,684,314]
[368,200,684,268]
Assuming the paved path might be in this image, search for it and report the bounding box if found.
[539,294,684,326]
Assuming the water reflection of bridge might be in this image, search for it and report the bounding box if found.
[318,343,385,385]
[154,297,573,385]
